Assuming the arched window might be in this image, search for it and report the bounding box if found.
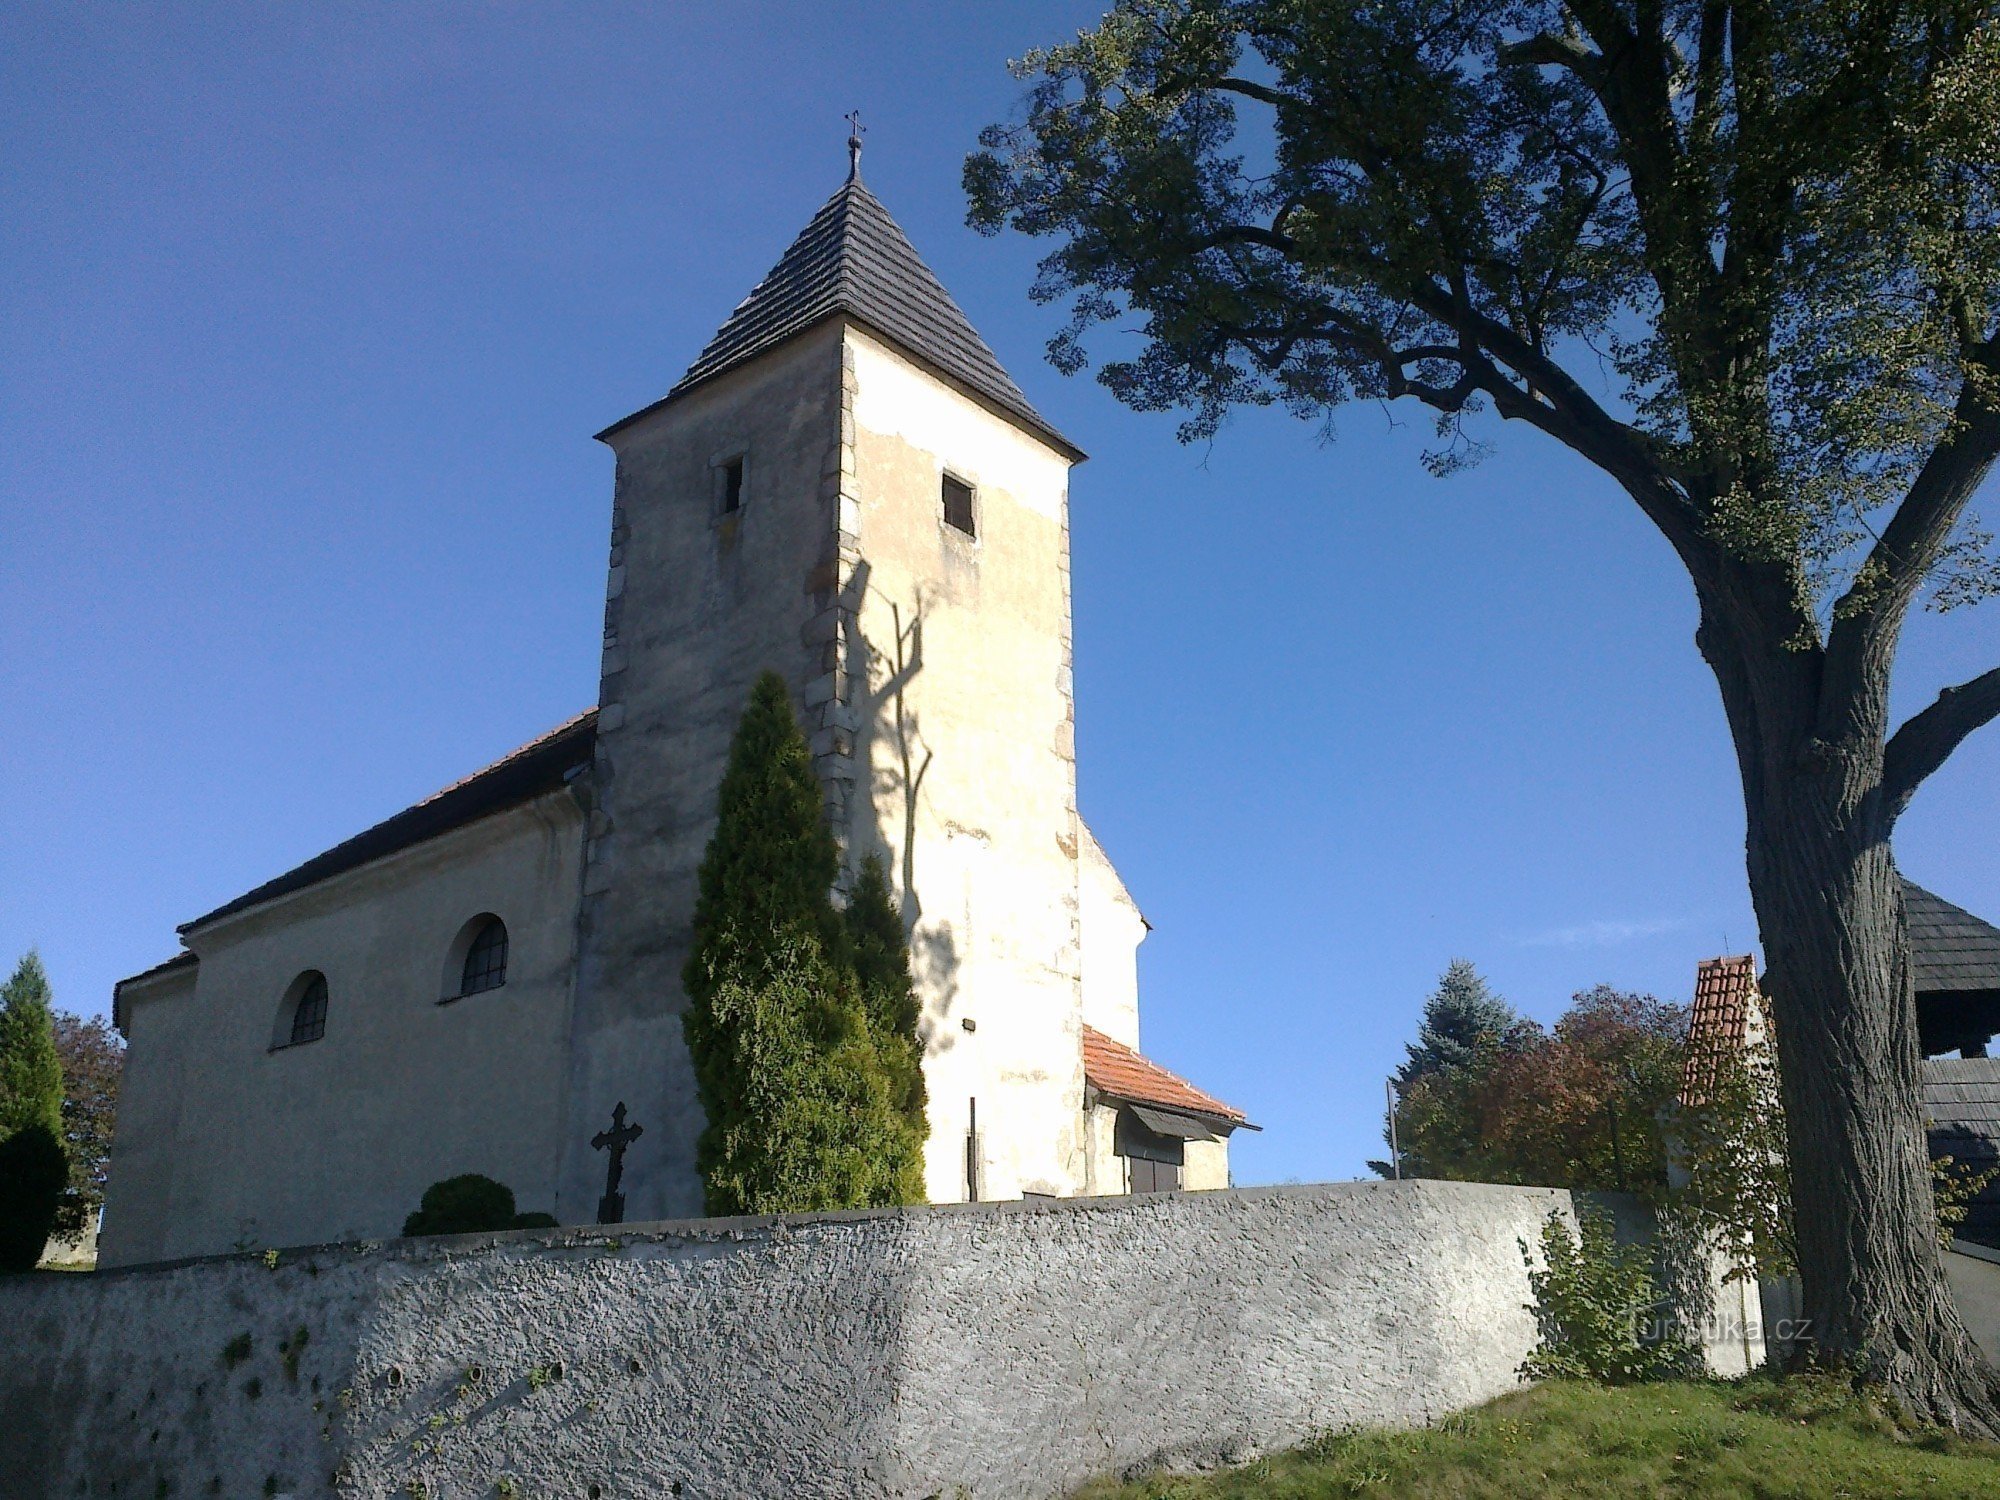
[459,917,508,997]
[288,972,328,1046]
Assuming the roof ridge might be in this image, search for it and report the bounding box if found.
[179,709,599,934]
[401,706,598,816]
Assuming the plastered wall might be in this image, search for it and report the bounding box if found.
[0,1181,1572,1500]
[100,793,587,1267]
[845,326,1086,1201]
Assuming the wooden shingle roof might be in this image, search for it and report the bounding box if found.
[1907,882,2000,996]
[1924,1057,2000,1249]
[597,174,1081,460]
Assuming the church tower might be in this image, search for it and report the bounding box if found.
[557,151,1092,1218]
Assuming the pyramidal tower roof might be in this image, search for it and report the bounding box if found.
[600,170,1081,459]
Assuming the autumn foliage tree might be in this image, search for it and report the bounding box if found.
[1390,982,1688,1196]
[970,0,2000,1424]
[51,1010,122,1242]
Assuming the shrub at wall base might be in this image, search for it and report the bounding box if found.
[0,1124,69,1272]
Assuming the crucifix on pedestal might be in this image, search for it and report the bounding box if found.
[591,1101,643,1225]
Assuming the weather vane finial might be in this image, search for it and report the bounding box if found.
[845,109,865,181]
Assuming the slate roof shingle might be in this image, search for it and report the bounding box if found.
[177,710,599,936]
[1924,1057,2000,1249]
[1907,882,2000,996]
[598,174,1081,460]
[1082,1025,1252,1129]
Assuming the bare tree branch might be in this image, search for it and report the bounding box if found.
[1881,666,2000,822]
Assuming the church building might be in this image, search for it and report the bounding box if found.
[100,150,1252,1268]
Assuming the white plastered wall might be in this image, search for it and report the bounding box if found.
[100,793,586,1266]
[1078,821,1144,1049]
[845,325,1085,1202]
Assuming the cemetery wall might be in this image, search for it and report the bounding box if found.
[0,1180,1571,1499]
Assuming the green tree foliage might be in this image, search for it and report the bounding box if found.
[401,1174,552,1237]
[1673,1026,1798,1281]
[1391,984,1688,1197]
[1676,1030,1997,1276]
[0,952,63,1140]
[1521,1206,1699,1384]
[0,1124,68,1272]
[846,853,929,1201]
[684,674,926,1214]
[1398,959,1527,1086]
[685,671,847,978]
[971,0,2000,1419]
[1374,961,1526,1175]
[51,1011,123,1241]
[689,925,915,1215]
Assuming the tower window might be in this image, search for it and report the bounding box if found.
[717,456,745,517]
[287,972,328,1047]
[942,475,975,537]
[459,917,509,996]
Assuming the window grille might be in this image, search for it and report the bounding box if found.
[289,973,328,1046]
[461,918,509,996]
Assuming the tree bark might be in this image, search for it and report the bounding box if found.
[1708,612,2000,1430]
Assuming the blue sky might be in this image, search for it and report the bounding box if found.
[4,2,1996,1186]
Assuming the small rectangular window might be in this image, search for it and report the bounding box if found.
[718,456,745,516]
[942,474,975,537]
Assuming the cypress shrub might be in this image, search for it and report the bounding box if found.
[846,854,928,1201]
[0,952,64,1141]
[690,925,909,1215]
[0,1123,68,1272]
[684,673,923,1213]
[683,671,846,982]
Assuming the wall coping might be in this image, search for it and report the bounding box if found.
[81,1177,1568,1281]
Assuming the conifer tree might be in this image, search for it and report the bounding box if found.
[692,928,910,1215]
[682,673,917,1213]
[0,952,63,1141]
[845,853,929,1201]
[1395,960,1526,1087]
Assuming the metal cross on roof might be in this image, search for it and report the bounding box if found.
[845,109,865,181]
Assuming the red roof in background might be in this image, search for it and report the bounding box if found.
[1680,954,1760,1108]
[1083,1025,1250,1126]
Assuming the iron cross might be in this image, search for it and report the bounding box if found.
[845,109,865,180]
[591,1100,643,1225]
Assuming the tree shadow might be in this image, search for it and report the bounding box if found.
[845,562,961,1064]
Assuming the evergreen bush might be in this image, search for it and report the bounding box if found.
[0,1123,69,1272]
[690,923,912,1214]
[846,853,928,1201]
[684,673,926,1213]
[0,952,64,1140]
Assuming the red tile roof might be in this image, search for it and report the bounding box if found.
[1679,954,1760,1108]
[1082,1025,1250,1127]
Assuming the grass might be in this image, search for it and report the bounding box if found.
[1074,1378,2000,1498]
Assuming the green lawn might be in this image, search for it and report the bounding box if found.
[1075,1379,2000,1498]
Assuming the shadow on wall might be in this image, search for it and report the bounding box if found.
[847,561,963,1067]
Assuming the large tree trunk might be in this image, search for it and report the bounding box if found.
[1717,615,2000,1430]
